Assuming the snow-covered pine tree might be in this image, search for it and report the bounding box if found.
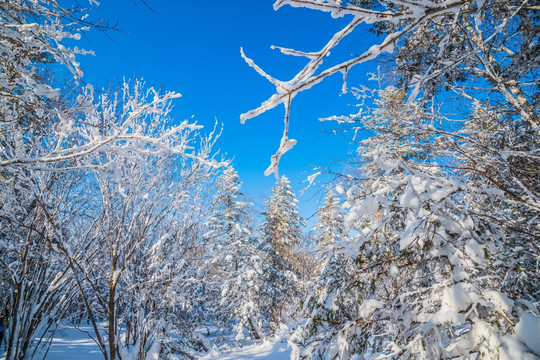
[202,166,259,332]
[313,187,344,252]
[220,235,269,341]
[305,187,347,303]
[291,88,527,359]
[262,176,304,268]
[247,176,304,331]
[204,166,253,273]
[220,232,298,340]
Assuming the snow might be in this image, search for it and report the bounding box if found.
[0,325,106,360]
[358,299,382,318]
[515,312,540,355]
[464,239,485,264]
[500,335,540,360]
[399,219,421,250]
[200,340,291,360]
[389,263,399,278]
[0,325,293,360]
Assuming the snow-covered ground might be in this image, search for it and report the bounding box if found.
[0,325,105,360]
[0,325,292,360]
[36,326,105,360]
[200,339,291,360]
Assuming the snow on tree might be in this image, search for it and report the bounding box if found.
[0,2,224,359]
[55,82,223,360]
[1,77,223,359]
[241,0,539,175]
[290,88,528,358]
[312,187,344,251]
[290,83,538,358]
[262,176,304,267]
[0,0,221,180]
[220,235,268,341]
[247,175,305,332]
[204,166,254,274]
[0,2,98,358]
[243,0,539,358]
[202,166,259,331]
[0,169,89,360]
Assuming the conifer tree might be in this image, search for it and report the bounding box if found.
[313,188,344,251]
[291,87,537,359]
[204,166,253,273]
[245,175,305,332]
[221,240,266,340]
[261,176,304,267]
[203,166,261,333]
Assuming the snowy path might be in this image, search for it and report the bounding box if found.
[0,326,105,360]
[200,339,291,360]
[0,326,292,360]
[38,326,105,360]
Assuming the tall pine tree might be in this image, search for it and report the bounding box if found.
[204,166,253,272]
[254,175,305,331]
[203,166,256,328]
[313,187,344,251]
[262,176,304,267]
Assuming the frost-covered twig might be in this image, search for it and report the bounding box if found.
[241,0,468,175]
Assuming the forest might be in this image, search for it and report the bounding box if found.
[0,0,538,359]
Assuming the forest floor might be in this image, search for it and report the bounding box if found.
[0,325,104,360]
[0,324,292,360]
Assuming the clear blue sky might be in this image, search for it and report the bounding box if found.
[79,0,377,224]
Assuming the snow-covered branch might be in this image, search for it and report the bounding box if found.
[241,0,468,175]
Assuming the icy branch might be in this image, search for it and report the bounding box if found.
[241,0,467,175]
[265,94,297,177]
[274,0,401,21]
[1,82,224,171]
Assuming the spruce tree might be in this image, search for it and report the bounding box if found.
[313,187,344,251]
[204,166,253,273]
[291,88,534,359]
[251,175,305,331]
[203,166,255,329]
[261,175,304,267]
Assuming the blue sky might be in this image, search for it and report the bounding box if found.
[79,0,377,224]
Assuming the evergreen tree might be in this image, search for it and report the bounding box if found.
[261,176,304,267]
[243,175,305,332]
[204,166,253,273]
[291,87,537,359]
[313,187,344,251]
[222,236,298,340]
[203,166,261,334]
[221,238,266,341]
